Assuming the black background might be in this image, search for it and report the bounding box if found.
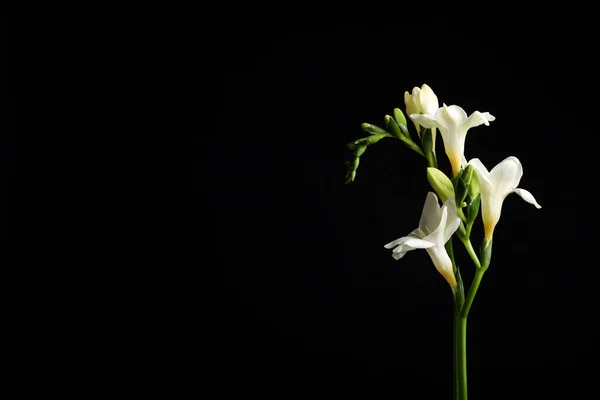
[213,22,597,397]
[1,22,8,244]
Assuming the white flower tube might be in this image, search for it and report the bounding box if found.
[411,104,495,176]
[466,156,542,239]
[384,192,460,290]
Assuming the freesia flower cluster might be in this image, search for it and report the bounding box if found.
[345,84,541,291]
[344,84,541,399]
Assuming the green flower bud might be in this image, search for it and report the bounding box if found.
[344,156,360,184]
[463,164,474,186]
[393,107,407,127]
[354,145,367,157]
[360,123,388,136]
[427,167,454,203]
[347,133,388,150]
[468,169,480,198]
[384,115,403,140]
[393,108,409,137]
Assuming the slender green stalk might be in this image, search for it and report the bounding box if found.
[460,238,481,269]
[453,307,459,400]
[456,315,468,399]
[426,151,437,169]
[446,238,463,400]
[455,267,487,400]
[461,268,487,318]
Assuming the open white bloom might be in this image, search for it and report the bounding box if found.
[384,192,461,289]
[411,104,495,176]
[405,84,439,153]
[466,156,542,240]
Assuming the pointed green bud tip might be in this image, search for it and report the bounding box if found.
[427,167,454,203]
[393,108,407,127]
[361,123,388,136]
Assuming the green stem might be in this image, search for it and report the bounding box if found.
[452,300,464,400]
[426,151,437,169]
[456,315,468,400]
[460,238,481,269]
[455,268,487,400]
[461,268,487,319]
[453,309,458,400]
[446,238,463,400]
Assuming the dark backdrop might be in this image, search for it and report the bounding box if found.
[1,21,7,243]
[212,23,598,397]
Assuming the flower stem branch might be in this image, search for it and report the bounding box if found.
[455,266,488,400]
[460,237,481,269]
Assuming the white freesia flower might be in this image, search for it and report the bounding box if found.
[384,192,461,290]
[411,104,495,176]
[405,84,439,153]
[466,156,542,239]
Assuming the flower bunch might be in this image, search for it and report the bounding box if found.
[344,84,541,399]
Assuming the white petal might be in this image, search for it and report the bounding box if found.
[410,113,440,130]
[423,205,448,246]
[408,228,424,238]
[384,236,435,260]
[384,237,404,249]
[426,246,457,288]
[489,156,523,198]
[467,158,493,189]
[405,91,418,117]
[420,84,439,114]
[461,111,496,131]
[398,237,436,249]
[384,235,433,249]
[512,188,542,209]
[442,198,461,243]
[418,192,442,235]
[437,104,468,129]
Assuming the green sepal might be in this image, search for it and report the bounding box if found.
[480,238,493,269]
[456,221,467,242]
[453,267,465,312]
[453,168,468,206]
[420,128,437,168]
[466,193,480,227]
[344,156,360,184]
